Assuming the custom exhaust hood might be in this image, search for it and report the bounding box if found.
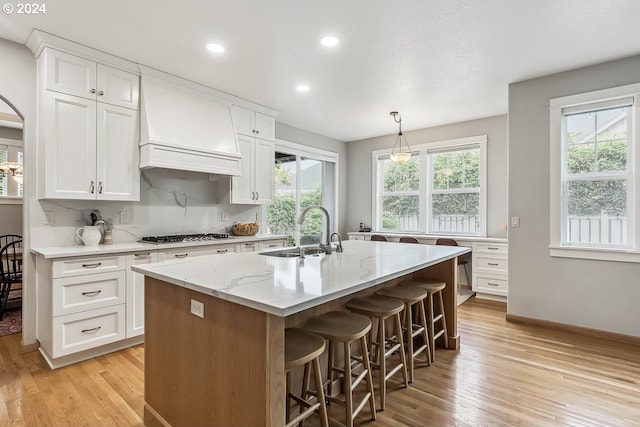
[138,66,242,176]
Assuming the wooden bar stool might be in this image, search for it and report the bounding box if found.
[375,286,431,382]
[285,328,329,427]
[305,311,376,427]
[344,295,408,410]
[370,235,388,241]
[401,279,448,362]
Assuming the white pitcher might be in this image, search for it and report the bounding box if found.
[76,225,102,246]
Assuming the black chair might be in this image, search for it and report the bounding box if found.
[370,235,388,242]
[0,239,23,320]
[399,236,419,244]
[0,234,21,250]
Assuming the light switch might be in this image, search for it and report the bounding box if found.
[511,216,520,227]
[119,210,130,224]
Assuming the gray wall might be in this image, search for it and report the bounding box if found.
[508,55,640,337]
[346,115,508,238]
[0,204,22,235]
[0,37,36,345]
[275,122,348,236]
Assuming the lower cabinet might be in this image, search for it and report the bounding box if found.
[472,242,508,300]
[126,251,157,338]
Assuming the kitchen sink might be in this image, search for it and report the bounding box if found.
[259,247,326,258]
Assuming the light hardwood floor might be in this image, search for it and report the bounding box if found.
[1,298,639,426]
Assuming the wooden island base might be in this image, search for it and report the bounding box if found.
[143,258,458,427]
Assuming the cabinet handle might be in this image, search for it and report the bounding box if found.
[98,181,103,194]
[488,262,500,266]
[90,181,95,194]
[487,247,500,250]
[256,191,259,200]
[252,129,256,133]
[487,282,500,286]
[82,326,101,333]
[245,243,255,247]
[255,130,260,134]
[81,290,102,297]
[90,88,96,94]
[268,244,278,247]
[174,253,188,258]
[81,262,102,268]
[98,90,104,96]
[217,249,229,254]
[134,253,151,259]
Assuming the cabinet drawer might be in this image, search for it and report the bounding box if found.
[349,235,365,241]
[262,240,285,249]
[53,255,126,278]
[238,241,259,252]
[476,255,508,273]
[53,271,126,316]
[159,244,236,260]
[476,276,508,296]
[473,243,507,255]
[52,304,126,357]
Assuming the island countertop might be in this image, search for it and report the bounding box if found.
[131,239,470,317]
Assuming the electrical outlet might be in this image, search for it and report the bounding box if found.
[190,299,204,318]
[511,216,520,227]
[44,211,55,225]
[221,211,228,221]
[119,210,130,224]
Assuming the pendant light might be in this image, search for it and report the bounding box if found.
[389,111,413,164]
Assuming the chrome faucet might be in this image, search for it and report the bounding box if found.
[298,205,332,254]
[330,232,343,253]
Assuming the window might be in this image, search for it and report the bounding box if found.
[550,83,640,261]
[373,135,487,236]
[266,140,338,246]
[0,139,23,201]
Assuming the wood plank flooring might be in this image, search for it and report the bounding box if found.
[1,298,639,426]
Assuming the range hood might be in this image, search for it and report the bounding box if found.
[138,67,242,176]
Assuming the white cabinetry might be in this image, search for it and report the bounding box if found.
[39,48,140,200]
[125,251,158,338]
[472,242,508,300]
[237,239,285,252]
[158,244,236,260]
[230,106,276,204]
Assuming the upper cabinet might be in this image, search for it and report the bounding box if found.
[38,48,140,200]
[230,106,276,204]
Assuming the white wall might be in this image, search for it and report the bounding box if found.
[508,55,640,337]
[346,115,508,238]
[275,122,348,236]
[0,38,36,345]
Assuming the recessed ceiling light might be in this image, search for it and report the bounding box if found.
[296,84,310,93]
[320,36,339,47]
[206,43,225,54]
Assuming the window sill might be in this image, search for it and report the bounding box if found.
[549,245,640,263]
[0,197,23,205]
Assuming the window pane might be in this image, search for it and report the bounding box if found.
[431,193,479,234]
[431,148,480,190]
[0,148,6,196]
[383,156,419,192]
[267,155,297,244]
[299,158,324,244]
[382,195,419,231]
[566,179,627,245]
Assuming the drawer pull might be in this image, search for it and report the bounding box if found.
[81,326,102,334]
[174,254,188,258]
[82,262,102,268]
[134,253,151,258]
[268,244,278,247]
[487,247,500,250]
[487,263,500,266]
[81,290,102,297]
[487,282,500,286]
[217,249,229,254]
[245,243,255,246]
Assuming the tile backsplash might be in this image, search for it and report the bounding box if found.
[30,168,262,247]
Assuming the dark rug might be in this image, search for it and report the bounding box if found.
[0,308,22,336]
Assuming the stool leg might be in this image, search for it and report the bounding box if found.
[312,357,329,427]
[327,341,334,399]
[343,341,354,427]
[393,312,409,388]
[301,362,311,423]
[404,303,415,383]
[417,299,432,366]
[360,335,377,421]
[427,293,436,362]
[437,291,449,349]
[377,315,386,410]
[286,371,291,423]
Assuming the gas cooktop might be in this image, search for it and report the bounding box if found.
[139,233,230,244]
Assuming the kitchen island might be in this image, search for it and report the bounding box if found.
[132,240,470,427]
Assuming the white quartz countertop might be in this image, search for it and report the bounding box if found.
[30,234,288,258]
[131,240,470,317]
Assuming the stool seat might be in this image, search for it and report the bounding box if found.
[376,285,428,304]
[401,278,446,291]
[305,311,372,342]
[344,295,404,317]
[285,328,326,371]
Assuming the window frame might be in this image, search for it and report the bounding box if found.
[0,137,24,204]
[550,83,640,262]
[372,135,487,236]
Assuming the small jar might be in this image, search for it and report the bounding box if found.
[103,229,113,245]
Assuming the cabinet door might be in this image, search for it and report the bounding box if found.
[96,103,140,201]
[231,105,255,137]
[253,138,274,204]
[126,252,157,338]
[97,65,140,109]
[45,49,97,100]
[44,91,97,199]
[254,112,275,142]
[231,134,255,204]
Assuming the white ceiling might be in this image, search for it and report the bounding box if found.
[2,0,640,141]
